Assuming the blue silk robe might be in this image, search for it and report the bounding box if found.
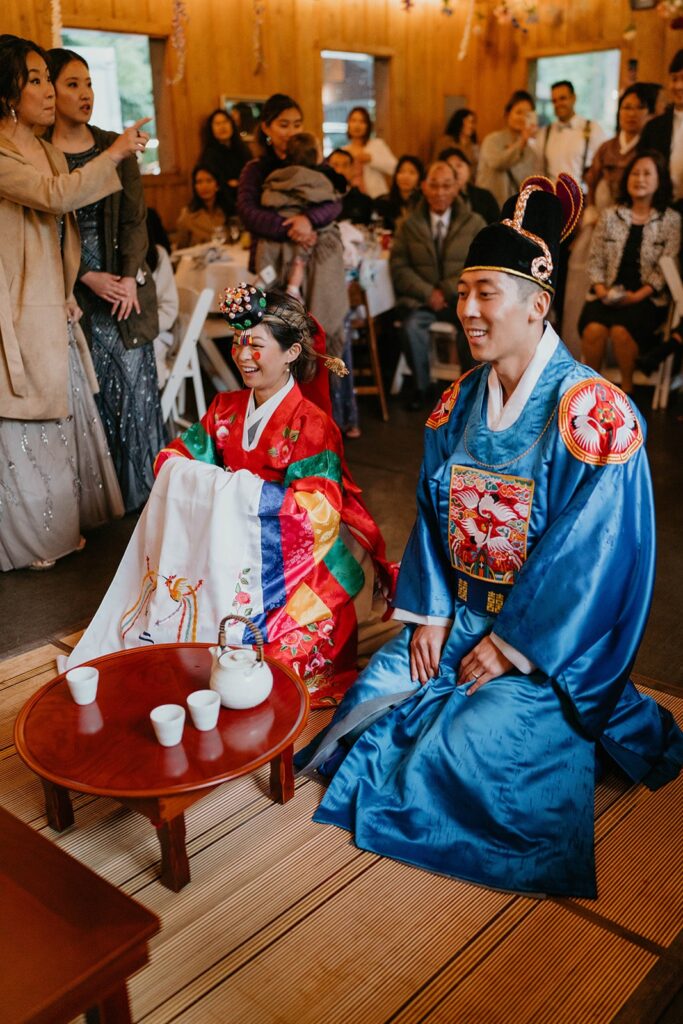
[297,337,682,898]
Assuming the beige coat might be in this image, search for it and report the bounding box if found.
[0,135,121,420]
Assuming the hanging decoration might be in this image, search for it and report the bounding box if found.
[401,1,539,59]
[50,0,63,47]
[253,0,267,74]
[457,0,477,59]
[166,0,188,86]
[491,1,538,32]
[657,0,683,26]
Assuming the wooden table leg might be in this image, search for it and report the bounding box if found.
[85,983,132,1024]
[41,778,74,832]
[156,813,190,891]
[269,743,294,804]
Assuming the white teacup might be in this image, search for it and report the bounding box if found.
[187,689,220,731]
[65,666,99,706]
[150,704,185,747]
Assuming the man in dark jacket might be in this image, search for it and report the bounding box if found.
[639,49,683,203]
[390,161,485,407]
[438,147,500,225]
[328,148,374,225]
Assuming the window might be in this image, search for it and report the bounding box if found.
[321,50,375,155]
[61,29,162,174]
[530,49,621,137]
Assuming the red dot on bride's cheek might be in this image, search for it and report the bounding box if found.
[252,350,261,361]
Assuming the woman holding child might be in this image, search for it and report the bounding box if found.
[237,93,342,274]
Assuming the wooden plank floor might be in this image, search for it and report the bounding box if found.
[2,636,681,1024]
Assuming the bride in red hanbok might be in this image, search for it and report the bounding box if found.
[67,286,396,706]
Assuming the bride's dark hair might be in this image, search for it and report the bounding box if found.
[262,291,317,383]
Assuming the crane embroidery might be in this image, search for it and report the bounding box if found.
[559,378,642,465]
[449,468,534,583]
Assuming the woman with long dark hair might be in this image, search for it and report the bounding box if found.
[237,93,342,272]
[48,46,165,513]
[433,107,479,171]
[199,108,249,210]
[175,162,233,247]
[0,35,144,569]
[580,150,680,393]
[343,105,397,199]
[373,154,425,232]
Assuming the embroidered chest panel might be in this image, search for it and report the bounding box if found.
[448,466,535,585]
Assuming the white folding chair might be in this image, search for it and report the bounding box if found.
[429,321,461,383]
[161,286,213,433]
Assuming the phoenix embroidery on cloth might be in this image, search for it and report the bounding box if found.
[559,378,642,465]
[448,467,534,583]
[120,556,204,643]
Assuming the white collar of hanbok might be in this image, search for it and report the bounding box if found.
[242,373,295,451]
[486,322,559,431]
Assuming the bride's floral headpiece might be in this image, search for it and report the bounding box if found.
[218,283,349,376]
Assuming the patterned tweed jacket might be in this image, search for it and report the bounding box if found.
[587,205,681,306]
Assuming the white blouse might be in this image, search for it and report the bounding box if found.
[343,137,398,199]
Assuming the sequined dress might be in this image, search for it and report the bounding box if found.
[67,145,165,512]
[0,321,124,571]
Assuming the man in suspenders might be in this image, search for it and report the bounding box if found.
[538,80,606,191]
[536,81,606,319]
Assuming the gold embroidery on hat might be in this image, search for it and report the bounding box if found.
[501,184,553,284]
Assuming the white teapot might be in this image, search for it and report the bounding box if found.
[208,614,273,710]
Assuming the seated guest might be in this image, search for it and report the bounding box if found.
[343,106,398,199]
[328,148,374,224]
[297,175,683,898]
[390,161,484,408]
[66,288,396,707]
[563,85,657,357]
[199,108,250,212]
[438,146,500,224]
[579,151,680,393]
[374,154,425,232]
[175,163,232,248]
[432,107,479,173]
[257,132,347,359]
[476,90,538,208]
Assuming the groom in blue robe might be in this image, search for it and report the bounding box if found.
[297,174,683,898]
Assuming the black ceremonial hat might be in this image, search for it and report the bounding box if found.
[462,174,583,293]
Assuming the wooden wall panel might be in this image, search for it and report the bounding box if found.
[2,0,678,227]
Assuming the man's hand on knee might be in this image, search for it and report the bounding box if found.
[410,624,450,684]
[457,636,513,695]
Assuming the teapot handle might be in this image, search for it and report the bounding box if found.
[217,614,265,663]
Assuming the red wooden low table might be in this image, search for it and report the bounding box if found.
[14,644,309,892]
[1,805,159,1024]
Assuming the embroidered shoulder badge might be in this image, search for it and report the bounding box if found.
[558,378,642,465]
[426,367,479,430]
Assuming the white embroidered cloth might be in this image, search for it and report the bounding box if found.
[67,459,267,669]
